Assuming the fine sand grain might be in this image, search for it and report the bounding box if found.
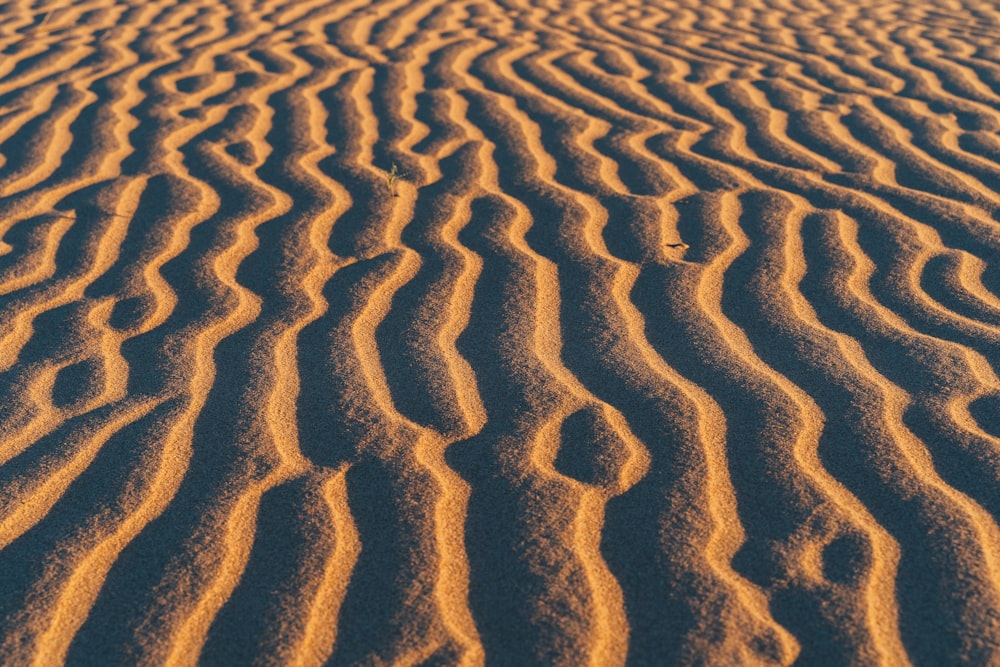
[0,0,999,665]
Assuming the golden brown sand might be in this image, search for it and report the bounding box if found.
[0,0,999,664]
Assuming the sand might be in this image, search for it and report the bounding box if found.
[0,0,998,664]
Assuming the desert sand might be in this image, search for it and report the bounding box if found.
[0,0,998,664]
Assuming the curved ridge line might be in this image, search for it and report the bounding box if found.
[831,210,1000,461]
[274,48,363,666]
[839,208,1000,468]
[467,102,657,665]
[375,0,452,53]
[250,41,319,477]
[899,241,1000,345]
[0,176,144,370]
[828,211,1000,597]
[0,398,160,552]
[163,57,318,664]
[433,162,488,436]
[0,83,95,197]
[658,83,999,341]
[0,214,74,303]
[953,252,1000,313]
[319,39,485,663]
[288,469,362,667]
[338,178,487,661]
[31,397,197,665]
[471,52,794,648]
[684,190,805,658]
[611,256,794,648]
[778,200,909,663]
[413,430,484,667]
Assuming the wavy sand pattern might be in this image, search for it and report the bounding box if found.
[0,0,998,664]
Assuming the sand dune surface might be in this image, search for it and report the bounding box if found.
[0,0,999,664]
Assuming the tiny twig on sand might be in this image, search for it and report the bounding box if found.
[30,11,54,34]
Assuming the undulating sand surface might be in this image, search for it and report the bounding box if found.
[0,0,999,664]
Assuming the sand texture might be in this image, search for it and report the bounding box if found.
[0,0,999,664]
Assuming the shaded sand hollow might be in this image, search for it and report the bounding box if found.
[0,0,999,664]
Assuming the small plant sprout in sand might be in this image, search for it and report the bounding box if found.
[385,163,402,197]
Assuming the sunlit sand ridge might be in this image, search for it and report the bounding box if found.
[0,0,998,664]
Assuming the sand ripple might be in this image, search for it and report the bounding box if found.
[0,0,998,664]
